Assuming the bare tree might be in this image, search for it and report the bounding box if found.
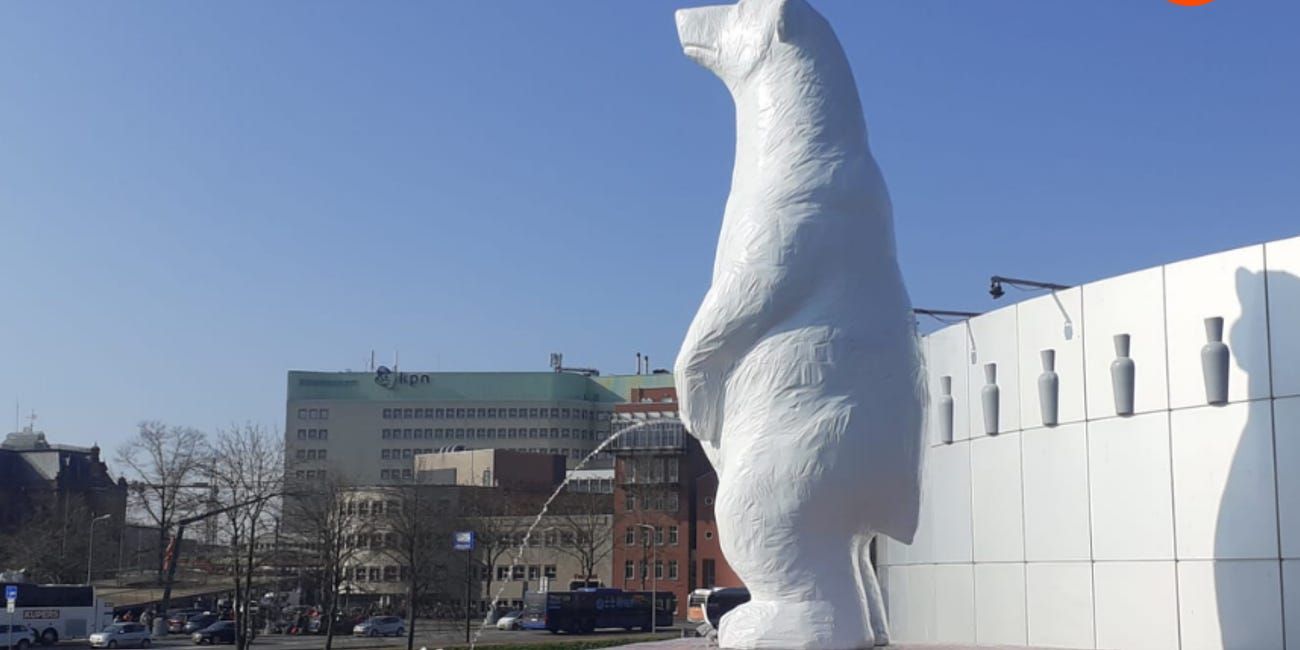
[381,482,458,650]
[0,492,114,583]
[209,423,283,650]
[285,477,359,650]
[113,421,210,582]
[457,487,532,616]
[550,490,614,587]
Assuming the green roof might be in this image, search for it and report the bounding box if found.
[287,370,676,403]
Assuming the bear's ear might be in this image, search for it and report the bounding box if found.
[775,0,804,43]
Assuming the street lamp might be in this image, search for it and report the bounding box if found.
[634,524,658,635]
[87,514,113,585]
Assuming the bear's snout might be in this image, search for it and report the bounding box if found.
[676,5,729,68]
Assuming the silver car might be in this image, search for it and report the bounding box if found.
[0,624,37,650]
[352,616,404,637]
[89,622,153,648]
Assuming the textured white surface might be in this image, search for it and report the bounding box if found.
[672,0,925,648]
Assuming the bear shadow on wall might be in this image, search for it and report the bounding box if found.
[1214,266,1291,648]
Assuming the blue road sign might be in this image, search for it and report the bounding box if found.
[453,531,475,551]
[5,585,16,600]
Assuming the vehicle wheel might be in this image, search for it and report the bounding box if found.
[40,629,58,646]
[16,640,30,650]
[142,639,152,648]
[396,628,404,636]
[369,629,378,637]
[108,641,118,649]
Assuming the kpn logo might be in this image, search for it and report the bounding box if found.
[1168,0,1213,5]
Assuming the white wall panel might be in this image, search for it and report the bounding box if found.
[1165,244,1270,408]
[1093,561,1179,650]
[1171,402,1278,560]
[1082,266,1169,418]
[1089,413,1175,560]
[1266,236,1300,399]
[967,307,1021,437]
[927,324,972,444]
[1017,287,1086,427]
[971,434,1024,562]
[933,564,976,644]
[1276,397,1300,558]
[974,563,1027,646]
[1022,424,1091,562]
[1177,560,1283,650]
[1026,562,1094,649]
[927,442,973,564]
[1284,560,1300,650]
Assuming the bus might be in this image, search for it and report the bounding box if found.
[541,588,673,634]
[0,583,113,646]
[518,592,548,631]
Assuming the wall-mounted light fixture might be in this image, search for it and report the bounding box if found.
[989,276,1072,299]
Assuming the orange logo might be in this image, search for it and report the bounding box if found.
[1168,0,1213,5]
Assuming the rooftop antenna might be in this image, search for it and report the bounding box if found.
[636,352,642,375]
[370,350,376,372]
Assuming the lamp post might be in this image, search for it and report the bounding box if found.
[634,524,658,635]
[87,514,112,585]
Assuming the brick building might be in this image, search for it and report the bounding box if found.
[609,386,740,618]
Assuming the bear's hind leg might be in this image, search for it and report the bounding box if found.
[714,465,871,650]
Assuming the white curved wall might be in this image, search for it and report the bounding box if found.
[879,235,1300,650]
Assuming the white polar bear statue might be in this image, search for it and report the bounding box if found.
[672,0,927,648]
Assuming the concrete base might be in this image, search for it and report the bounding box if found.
[607,639,1077,650]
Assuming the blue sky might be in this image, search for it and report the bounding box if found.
[2,0,1297,453]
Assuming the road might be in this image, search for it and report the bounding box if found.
[96,627,681,649]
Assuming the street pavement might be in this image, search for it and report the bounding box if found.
[95,627,682,649]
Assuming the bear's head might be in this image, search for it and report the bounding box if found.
[675,0,834,93]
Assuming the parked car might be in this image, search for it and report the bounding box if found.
[89,622,152,648]
[191,621,244,645]
[352,616,405,637]
[0,623,37,650]
[182,614,219,634]
[168,609,205,634]
[495,610,523,631]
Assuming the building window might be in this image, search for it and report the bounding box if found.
[669,526,679,545]
[529,408,539,418]
[544,565,557,579]
[295,470,305,479]
[305,449,316,460]
[624,561,635,580]
[382,450,390,460]
[625,494,635,512]
[298,409,308,419]
[509,408,519,418]
[456,408,466,418]
[704,530,714,540]
[655,528,664,545]
[320,429,328,440]
[625,527,635,546]
[435,408,444,418]
[403,468,412,479]
[528,565,540,580]
[655,560,663,579]
[319,449,327,460]
[476,408,486,418]
[383,408,392,419]
[297,429,306,440]
[704,496,715,506]
[320,409,329,420]
[668,560,679,580]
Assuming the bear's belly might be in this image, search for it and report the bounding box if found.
[719,320,925,537]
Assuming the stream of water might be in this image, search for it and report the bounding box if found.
[467,419,673,649]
